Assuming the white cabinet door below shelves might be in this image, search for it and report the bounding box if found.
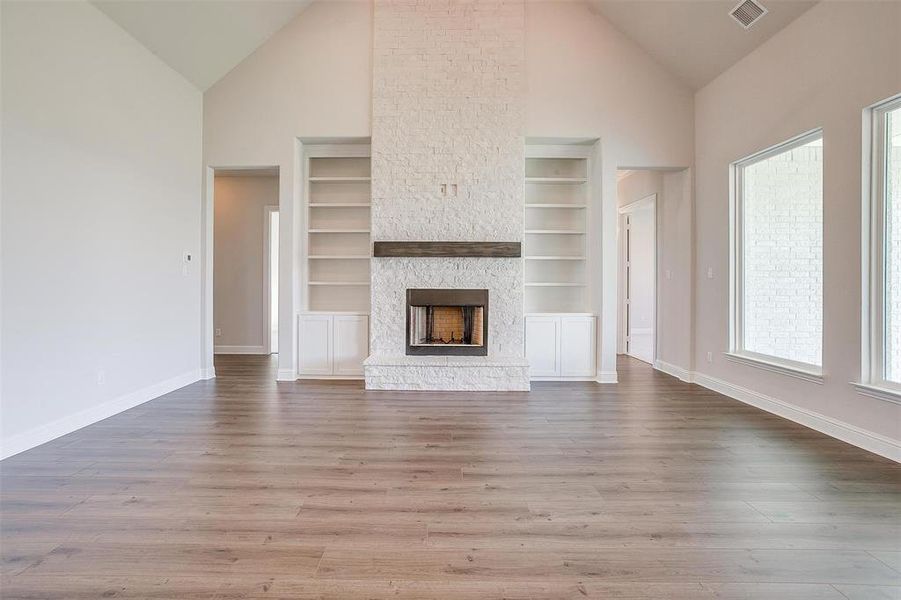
[298,314,332,375]
[526,316,561,377]
[333,315,369,376]
[560,316,596,376]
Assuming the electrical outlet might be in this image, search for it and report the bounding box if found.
[665,269,673,280]
[707,267,714,279]
[706,351,713,363]
[215,328,222,337]
[96,370,106,385]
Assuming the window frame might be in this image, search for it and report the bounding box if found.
[728,128,825,383]
[857,94,901,404]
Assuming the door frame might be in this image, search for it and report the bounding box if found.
[618,193,657,363]
[264,205,279,355]
[202,166,280,378]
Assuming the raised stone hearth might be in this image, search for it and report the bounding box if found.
[363,355,530,391]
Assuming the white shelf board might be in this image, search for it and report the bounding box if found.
[525,230,585,235]
[308,281,370,286]
[309,203,371,208]
[525,256,587,260]
[309,176,371,182]
[301,310,371,316]
[525,282,586,287]
[308,229,371,234]
[308,255,370,260]
[525,204,587,209]
[527,312,595,317]
[525,177,587,184]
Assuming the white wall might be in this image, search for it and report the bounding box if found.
[1,1,203,458]
[616,169,693,372]
[214,175,278,353]
[660,170,693,373]
[525,1,694,381]
[202,0,372,380]
[694,1,901,447]
[203,0,695,383]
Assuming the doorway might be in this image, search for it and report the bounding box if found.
[619,193,656,364]
[211,167,279,357]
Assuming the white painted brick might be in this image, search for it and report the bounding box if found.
[743,145,823,365]
[367,0,527,391]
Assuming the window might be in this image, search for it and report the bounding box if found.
[729,129,824,379]
[860,95,901,399]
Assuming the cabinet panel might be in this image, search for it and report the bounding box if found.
[560,316,596,377]
[298,314,332,375]
[526,316,561,377]
[333,315,369,376]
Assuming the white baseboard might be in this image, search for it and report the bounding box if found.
[597,371,618,384]
[674,369,900,463]
[214,345,268,355]
[276,368,297,382]
[654,359,693,383]
[1,369,203,460]
[199,367,216,380]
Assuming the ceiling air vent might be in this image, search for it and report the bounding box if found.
[730,0,768,29]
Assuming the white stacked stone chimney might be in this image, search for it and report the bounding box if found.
[364,0,530,390]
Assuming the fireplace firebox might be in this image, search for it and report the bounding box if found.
[406,289,488,356]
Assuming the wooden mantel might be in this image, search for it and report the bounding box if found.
[373,241,521,258]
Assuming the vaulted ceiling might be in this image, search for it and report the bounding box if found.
[587,0,817,89]
[92,0,312,90]
[94,0,816,92]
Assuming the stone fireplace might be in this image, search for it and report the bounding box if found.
[363,0,529,391]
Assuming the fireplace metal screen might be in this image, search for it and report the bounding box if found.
[405,289,489,356]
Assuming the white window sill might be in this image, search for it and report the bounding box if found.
[850,382,901,406]
[723,352,824,384]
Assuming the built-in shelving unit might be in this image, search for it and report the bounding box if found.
[305,152,372,313]
[524,152,591,313]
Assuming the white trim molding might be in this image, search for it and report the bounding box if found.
[276,368,298,382]
[723,352,824,384]
[198,367,217,380]
[596,371,618,384]
[650,364,899,462]
[692,372,899,462]
[851,382,901,406]
[214,345,268,355]
[860,94,901,395]
[1,369,204,460]
[654,360,692,383]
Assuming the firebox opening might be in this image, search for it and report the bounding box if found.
[409,305,484,347]
[405,289,489,356]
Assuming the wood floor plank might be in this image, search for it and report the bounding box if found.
[1,355,898,598]
[831,585,901,600]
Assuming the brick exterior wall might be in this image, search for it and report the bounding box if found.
[742,144,823,366]
[366,0,528,390]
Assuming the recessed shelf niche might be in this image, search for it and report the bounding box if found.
[305,149,371,313]
[524,152,591,314]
